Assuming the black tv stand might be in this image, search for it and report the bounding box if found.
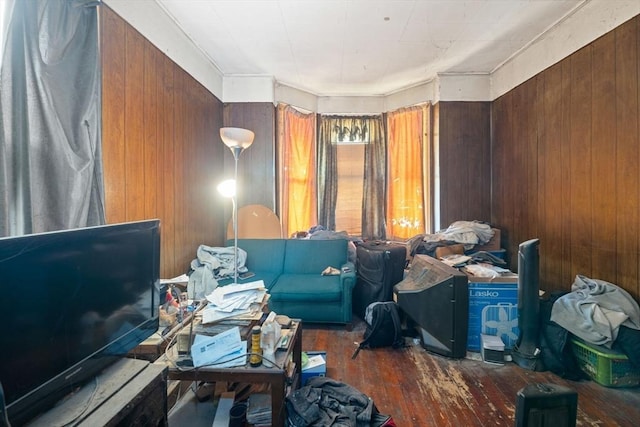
[25,359,167,427]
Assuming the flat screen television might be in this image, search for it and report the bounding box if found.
[394,254,469,358]
[0,220,161,425]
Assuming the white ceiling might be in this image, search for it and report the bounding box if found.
[156,0,585,97]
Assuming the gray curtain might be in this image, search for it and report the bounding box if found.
[0,0,104,237]
[317,115,385,237]
[317,118,338,230]
[362,116,386,240]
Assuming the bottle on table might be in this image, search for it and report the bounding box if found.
[261,321,277,362]
[250,325,262,367]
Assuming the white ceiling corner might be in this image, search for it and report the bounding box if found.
[155,0,587,98]
[103,0,640,107]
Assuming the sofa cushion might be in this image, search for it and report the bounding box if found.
[233,239,286,274]
[283,239,348,274]
[269,274,342,302]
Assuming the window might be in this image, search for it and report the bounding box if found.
[335,143,364,235]
[317,116,385,238]
[278,105,431,241]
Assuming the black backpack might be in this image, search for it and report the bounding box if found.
[352,301,404,359]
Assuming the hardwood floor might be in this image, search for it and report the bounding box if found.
[301,319,640,427]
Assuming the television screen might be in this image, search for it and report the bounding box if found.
[0,220,160,425]
[394,255,468,358]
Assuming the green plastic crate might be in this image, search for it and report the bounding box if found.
[571,338,640,387]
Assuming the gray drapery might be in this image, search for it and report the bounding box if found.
[317,115,386,237]
[0,1,14,61]
[0,0,104,237]
[316,118,338,230]
[361,116,386,240]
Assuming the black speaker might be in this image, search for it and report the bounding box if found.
[512,238,543,370]
[515,383,578,427]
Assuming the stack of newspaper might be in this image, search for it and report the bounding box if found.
[186,281,269,369]
[202,280,267,324]
[246,393,271,426]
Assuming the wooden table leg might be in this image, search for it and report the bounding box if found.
[272,323,302,427]
[293,322,303,384]
[271,373,286,427]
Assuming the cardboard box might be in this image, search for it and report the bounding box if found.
[301,351,326,385]
[434,244,465,259]
[466,273,519,352]
[474,228,501,252]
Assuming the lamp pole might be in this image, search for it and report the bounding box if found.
[231,146,242,284]
[219,127,254,284]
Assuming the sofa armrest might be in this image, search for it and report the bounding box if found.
[336,261,356,323]
[340,261,356,284]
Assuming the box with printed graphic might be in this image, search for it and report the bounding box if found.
[466,274,519,352]
[301,351,327,385]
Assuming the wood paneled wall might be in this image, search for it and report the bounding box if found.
[491,16,640,300]
[100,6,226,278]
[434,101,492,230]
[98,5,640,301]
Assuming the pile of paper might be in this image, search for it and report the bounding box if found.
[439,254,471,267]
[464,263,512,278]
[160,273,189,285]
[202,280,267,324]
[190,326,246,368]
[246,393,271,426]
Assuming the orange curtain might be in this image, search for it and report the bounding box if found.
[277,104,317,237]
[386,106,426,239]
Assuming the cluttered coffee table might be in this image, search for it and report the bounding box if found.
[155,309,302,427]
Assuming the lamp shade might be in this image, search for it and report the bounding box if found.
[220,127,255,149]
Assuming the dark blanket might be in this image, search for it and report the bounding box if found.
[286,377,393,427]
[539,292,588,381]
[540,291,640,378]
[613,325,640,370]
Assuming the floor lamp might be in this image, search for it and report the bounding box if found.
[219,127,254,284]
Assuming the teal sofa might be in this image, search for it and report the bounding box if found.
[221,238,356,325]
